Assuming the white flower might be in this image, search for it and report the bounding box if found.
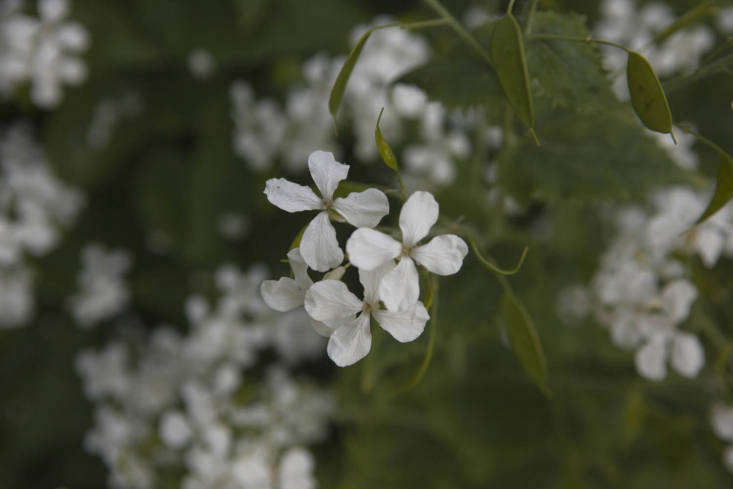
[264,150,389,272]
[304,263,430,366]
[346,191,467,311]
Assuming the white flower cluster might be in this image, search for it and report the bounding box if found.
[68,244,132,328]
[0,0,89,108]
[711,403,733,473]
[558,186,733,381]
[261,150,468,366]
[0,123,83,328]
[78,263,332,489]
[594,0,717,100]
[231,17,498,186]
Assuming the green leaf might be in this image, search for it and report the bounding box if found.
[490,15,536,132]
[375,108,399,172]
[500,293,549,397]
[289,224,307,250]
[330,25,387,123]
[498,108,690,203]
[695,152,733,224]
[398,22,504,112]
[526,12,617,114]
[627,51,674,135]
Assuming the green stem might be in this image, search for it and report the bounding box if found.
[470,238,529,275]
[400,18,451,30]
[507,0,517,14]
[678,124,730,158]
[529,33,632,53]
[664,52,733,92]
[524,0,540,34]
[422,0,495,68]
[402,277,439,391]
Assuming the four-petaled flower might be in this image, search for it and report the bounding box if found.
[264,151,389,272]
[305,262,430,366]
[346,191,468,311]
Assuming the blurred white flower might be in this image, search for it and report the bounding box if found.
[69,244,132,328]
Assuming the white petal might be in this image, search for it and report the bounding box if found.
[300,212,343,272]
[261,278,304,312]
[327,313,372,367]
[670,332,705,378]
[634,339,667,381]
[399,191,439,246]
[310,317,336,337]
[308,150,349,201]
[411,234,468,275]
[304,280,362,322]
[345,228,401,271]
[287,248,312,289]
[264,178,321,213]
[373,301,429,342]
[358,261,396,306]
[332,188,389,228]
[660,279,697,324]
[378,257,420,311]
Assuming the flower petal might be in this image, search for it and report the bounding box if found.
[670,332,705,378]
[634,338,667,381]
[261,278,304,312]
[300,212,343,272]
[327,313,372,367]
[346,228,401,271]
[310,317,336,337]
[378,257,419,311]
[399,191,439,246]
[264,178,321,213]
[373,301,429,342]
[287,248,312,290]
[332,188,389,228]
[358,261,396,306]
[411,234,468,275]
[304,279,362,322]
[308,150,349,201]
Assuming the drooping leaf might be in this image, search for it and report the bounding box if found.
[490,14,535,132]
[627,51,674,135]
[375,108,399,172]
[695,152,733,224]
[501,293,549,397]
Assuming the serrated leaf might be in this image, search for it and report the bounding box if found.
[627,51,674,135]
[375,108,398,172]
[695,152,733,224]
[527,12,616,114]
[501,293,549,396]
[490,14,535,131]
[399,22,504,112]
[498,108,690,203]
[330,26,380,122]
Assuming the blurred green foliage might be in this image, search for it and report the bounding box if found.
[1,0,732,488]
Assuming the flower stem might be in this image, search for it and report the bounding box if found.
[422,0,495,68]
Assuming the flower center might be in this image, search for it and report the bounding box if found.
[321,199,332,210]
[401,245,412,258]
